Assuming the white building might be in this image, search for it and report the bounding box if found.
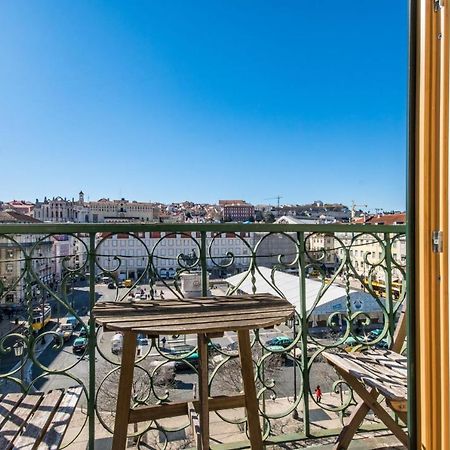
[34,191,160,224]
[33,196,77,222]
[0,211,54,308]
[95,231,253,280]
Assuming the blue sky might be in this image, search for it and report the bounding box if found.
[0,1,408,210]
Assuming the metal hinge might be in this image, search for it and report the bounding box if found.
[432,230,443,253]
[434,0,443,12]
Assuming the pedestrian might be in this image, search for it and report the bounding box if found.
[314,385,322,403]
[160,290,164,300]
[161,337,167,348]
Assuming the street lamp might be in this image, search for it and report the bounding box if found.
[13,342,25,383]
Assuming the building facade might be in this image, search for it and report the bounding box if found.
[95,231,254,280]
[0,211,54,308]
[220,200,255,222]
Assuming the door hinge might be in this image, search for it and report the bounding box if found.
[434,0,443,12]
[432,230,443,253]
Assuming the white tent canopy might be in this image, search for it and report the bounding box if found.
[226,267,380,316]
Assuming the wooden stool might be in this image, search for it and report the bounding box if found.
[93,294,294,450]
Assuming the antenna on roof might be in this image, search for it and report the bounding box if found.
[264,195,283,208]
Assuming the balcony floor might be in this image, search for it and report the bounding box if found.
[63,404,405,449]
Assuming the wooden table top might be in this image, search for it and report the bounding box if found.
[323,350,407,401]
[93,294,295,335]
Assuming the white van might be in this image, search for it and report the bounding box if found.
[111,333,123,355]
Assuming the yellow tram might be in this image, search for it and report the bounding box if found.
[31,304,52,331]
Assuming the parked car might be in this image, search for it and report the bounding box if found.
[56,323,74,342]
[175,352,199,370]
[66,316,79,329]
[368,328,384,340]
[137,333,149,346]
[72,337,87,353]
[79,326,90,338]
[159,268,168,279]
[265,336,294,348]
[160,344,195,355]
[107,282,116,289]
[375,338,389,349]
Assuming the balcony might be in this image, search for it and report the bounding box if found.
[0,222,407,449]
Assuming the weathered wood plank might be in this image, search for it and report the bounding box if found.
[198,333,209,450]
[238,329,263,449]
[128,395,246,423]
[0,394,42,448]
[188,402,201,450]
[132,315,289,335]
[36,386,82,450]
[94,295,292,320]
[96,304,290,326]
[103,308,289,331]
[111,333,136,450]
[324,351,407,402]
[11,390,64,449]
[0,393,24,430]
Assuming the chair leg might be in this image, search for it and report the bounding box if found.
[238,330,263,450]
[333,395,373,450]
[112,332,137,450]
[198,333,210,450]
[335,367,409,448]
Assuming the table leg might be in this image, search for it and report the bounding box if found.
[238,329,263,449]
[112,332,137,450]
[198,333,209,449]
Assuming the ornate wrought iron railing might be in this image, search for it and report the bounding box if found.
[0,223,407,448]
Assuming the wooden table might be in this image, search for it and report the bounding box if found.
[93,294,294,450]
[323,349,408,449]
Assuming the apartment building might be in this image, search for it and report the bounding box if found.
[220,200,255,222]
[96,231,254,280]
[0,211,54,308]
[335,213,406,283]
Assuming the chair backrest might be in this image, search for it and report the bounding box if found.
[390,302,407,354]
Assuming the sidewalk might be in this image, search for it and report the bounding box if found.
[0,317,25,339]
[0,320,57,394]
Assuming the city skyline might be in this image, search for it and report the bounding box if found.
[2,193,403,213]
[0,1,407,210]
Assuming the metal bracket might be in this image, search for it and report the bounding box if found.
[432,230,443,253]
[434,0,443,12]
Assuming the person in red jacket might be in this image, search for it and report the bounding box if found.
[314,385,322,403]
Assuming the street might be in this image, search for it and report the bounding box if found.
[1,281,339,408]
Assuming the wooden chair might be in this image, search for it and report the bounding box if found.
[323,305,408,449]
[0,386,82,449]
